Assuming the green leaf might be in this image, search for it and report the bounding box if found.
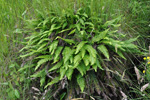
[85,44,97,58]
[117,50,126,60]
[76,63,86,76]
[37,38,50,45]
[77,74,85,92]
[56,36,75,45]
[60,67,67,80]
[54,46,63,63]
[18,64,34,72]
[74,53,82,64]
[103,16,121,27]
[85,22,94,28]
[37,42,47,50]
[58,28,70,33]
[31,69,46,77]
[60,93,66,100]
[75,41,87,54]
[69,56,74,64]
[35,55,52,59]
[81,48,86,58]
[49,24,56,31]
[20,51,35,58]
[35,57,51,70]
[45,76,60,88]
[124,36,139,43]
[90,54,96,65]
[122,43,137,49]
[83,13,88,18]
[92,64,97,72]
[76,24,81,31]
[83,55,90,66]
[79,18,85,25]
[66,68,74,80]
[49,61,63,72]
[49,40,58,55]
[68,29,76,35]
[49,24,61,33]
[62,47,74,63]
[40,76,45,86]
[62,22,67,29]
[14,89,20,99]
[97,45,109,59]
[96,59,103,70]
[92,29,109,43]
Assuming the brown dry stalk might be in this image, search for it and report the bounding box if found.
[141,83,149,92]
[120,90,127,100]
[134,66,141,83]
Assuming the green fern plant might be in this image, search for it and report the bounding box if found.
[20,7,139,99]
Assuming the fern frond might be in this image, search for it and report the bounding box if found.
[77,73,85,92]
[62,47,75,63]
[85,44,97,58]
[75,41,87,54]
[97,45,109,59]
[35,56,52,70]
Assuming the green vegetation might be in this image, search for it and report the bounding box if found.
[0,0,150,100]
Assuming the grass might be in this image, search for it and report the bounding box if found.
[0,0,150,99]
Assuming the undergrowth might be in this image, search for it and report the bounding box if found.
[20,5,140,99]
[0,0,150,99]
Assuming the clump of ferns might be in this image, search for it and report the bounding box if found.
[20,7,140,99]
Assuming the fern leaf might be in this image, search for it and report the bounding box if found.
[75,41,87,54]
[122,43,137,49]
[44,76,60,88]
[35,55,52,59]
[20,51,35,58]
[18,64,34,72]
[54,46,63,63]
[37,38,50,45]
[31,69,45,78]
[66,68,74,80]
[40,76,45,86]
[81,48,86,58]
[74,53,82,64]
[92,29,109,43]
[62,47,74,63]
[19,46,31,52]
[49,61,63,72]
[85,44,97,58]
[117,50,126,60]
[103,16,121,27]
[37,42,47,51]
[35,57,51,70]
[90,54,96,65]
[49,40,58,55]
[58,28,70,33]
[56,36,75,45]
[124,36,139,43]
[76,62,86,76]
[97,45,109,59]
[60,67,67,80]
[68,29,76,35]
[76,24,81,31]
[49,24,61,33]
[69,55,74,64]
[77,73,85,92]
[85,22,94,28]
[79,18,85,25]
[83,55,90,66]
[92,64,97,72]
[96,59,103,70]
